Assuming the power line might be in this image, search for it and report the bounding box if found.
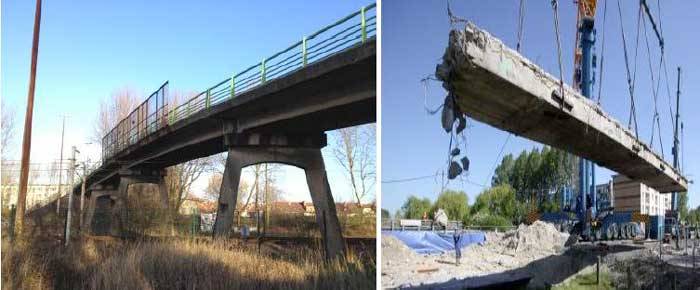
[484,133,512,187]
[382,174,439,184]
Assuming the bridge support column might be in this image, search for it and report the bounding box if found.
[212,149,244,238]
[85,170,168,238]
[213,136,345,260]
[83,189,116,235]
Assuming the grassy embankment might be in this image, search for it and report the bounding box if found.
[2,232,375,290]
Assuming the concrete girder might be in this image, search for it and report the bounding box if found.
[437,22,687,193]
[212,144,346,260]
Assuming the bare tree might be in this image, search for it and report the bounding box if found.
[165,157,213,219]
[1,102,15,159]
[332,124,376,205]
[210,153,281,210]
[93,87,140,143]
[204,173,223,200]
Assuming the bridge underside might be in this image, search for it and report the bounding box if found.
[79,40,375,190]
[437,23,686,193]
[64,40,374,261]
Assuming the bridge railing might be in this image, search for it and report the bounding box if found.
[101,3,376,162]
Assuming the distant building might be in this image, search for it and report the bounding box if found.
[179,196,217,214]
[237,200,375,217]
[1,184,70,209]
[612,174,671,216]
[595,181,614,209]
[335,201,376,216]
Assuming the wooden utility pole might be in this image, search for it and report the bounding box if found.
[15,0,43,234]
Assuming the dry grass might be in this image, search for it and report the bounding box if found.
[2,234,375,290]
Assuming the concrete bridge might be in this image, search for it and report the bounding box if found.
[66,5,376,260]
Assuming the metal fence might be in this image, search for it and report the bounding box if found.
[102,82,168,161]
[100,3,377,163]
[380,219,518,232]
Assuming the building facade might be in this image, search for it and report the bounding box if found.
[611,174,671,216]
[1,184,71,209]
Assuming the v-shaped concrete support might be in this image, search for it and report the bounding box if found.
[83,171,169,237]
[212,146,346,260]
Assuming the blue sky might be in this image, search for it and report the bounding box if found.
[381,0,700,213]
[2,1,375,203]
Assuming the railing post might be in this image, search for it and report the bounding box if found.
[206,89,211,109]
[230,75,235,99]
[261,59,267,83]
[361,6,367,43]
[302,36,308,67]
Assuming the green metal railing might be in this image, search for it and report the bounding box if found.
[101,4,376,162]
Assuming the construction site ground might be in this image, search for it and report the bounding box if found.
[382,221,700,289]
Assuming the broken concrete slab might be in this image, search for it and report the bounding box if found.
[437,22,686,193]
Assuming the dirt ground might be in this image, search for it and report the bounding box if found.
[381,221,570,288]
[382,222,700,289]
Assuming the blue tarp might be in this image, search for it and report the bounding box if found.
[383,230,486,254]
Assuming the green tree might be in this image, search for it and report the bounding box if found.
[687,206,700,227]
[490,146,574,212]
[400,196,432,219]
[491,154,514,186]
[468,212,512,227]
[431,189,470,223]
[678,191,688,222]
[381,208,391,219]
[471,184,527,225]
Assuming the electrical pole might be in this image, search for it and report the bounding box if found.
[65,146,77,245]
[79,160,87,232]
[15,0,43,234]
[56,116,66,214]
[672,67,681,249]
[255,173,260,239]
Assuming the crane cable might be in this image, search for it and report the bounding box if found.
[617,0,640,138]
[551,0,566,110]
[517,0,526,52]
[642,13,665,158]
[421,75,443,115]
[596,0,608,105]
[657,0,676,132]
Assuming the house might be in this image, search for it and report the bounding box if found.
[335,201,376,217]
[236,200,375,217]
[179,195,217,215]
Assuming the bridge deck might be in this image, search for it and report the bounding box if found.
[437,23,686,193]
[71,39,375,195]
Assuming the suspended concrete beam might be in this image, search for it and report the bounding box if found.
[436,22,687,193]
